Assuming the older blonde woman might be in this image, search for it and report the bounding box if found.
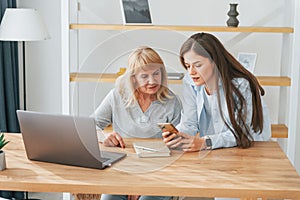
[91,46,181,200]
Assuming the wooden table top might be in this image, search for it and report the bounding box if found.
[1,133,300,199]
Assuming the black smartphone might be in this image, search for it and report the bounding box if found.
[157,123,178,134]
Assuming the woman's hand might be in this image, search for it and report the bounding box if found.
[162,131,182,149]
[103,132,125,148]
[162,131,205,152]
[179,132,205,152]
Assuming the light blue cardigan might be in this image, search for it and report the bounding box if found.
[177,74,271,149]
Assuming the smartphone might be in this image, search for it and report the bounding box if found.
[157,123,178,134]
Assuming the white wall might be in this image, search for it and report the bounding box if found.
[289,0,300,175]
[70,0,285,119]
[17,0,62,114]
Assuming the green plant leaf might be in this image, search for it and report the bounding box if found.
[0,133,10,150]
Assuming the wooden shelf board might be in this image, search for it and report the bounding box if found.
[102,124,287,138]
[257,76,291,86]
[271,124,288,138]
[69,24,294,33]
[70,73,118,83]
[70,73,291,86]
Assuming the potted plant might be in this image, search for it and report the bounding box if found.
[0,132,9,171]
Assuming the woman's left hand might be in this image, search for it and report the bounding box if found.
[177,132,205,152]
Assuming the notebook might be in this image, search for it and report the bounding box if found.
[133,141,170,158]
[16,110,126,169]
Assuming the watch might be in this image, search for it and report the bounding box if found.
[204,136,212,150]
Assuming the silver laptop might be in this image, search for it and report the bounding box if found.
[16,110,126,169]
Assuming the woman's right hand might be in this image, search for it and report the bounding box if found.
[103,132,125,148]
[162,131,182,149]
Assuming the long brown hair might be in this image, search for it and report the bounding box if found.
[180,32,264,148]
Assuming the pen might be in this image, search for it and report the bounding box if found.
[134,145,159,152]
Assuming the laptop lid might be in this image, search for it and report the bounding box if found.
[16,110,126,169]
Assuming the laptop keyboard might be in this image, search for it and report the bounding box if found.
[99,157,110,162]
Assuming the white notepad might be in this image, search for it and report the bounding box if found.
[133,141,171,158]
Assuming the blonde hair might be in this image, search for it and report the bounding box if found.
[116,46,171,107]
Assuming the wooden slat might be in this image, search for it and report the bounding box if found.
[69,24,294,33]
[70,73,291,86]
[257,76,291,86]
[271,124,288,138]
[103,124,288,138]
[70,73,118,83]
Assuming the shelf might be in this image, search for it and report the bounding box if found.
[69,24,294,33]
[69,73,183,84]
[102,124,288,138]
[69,73,291,86]
[258,76,291,86]
[271,124,288,138]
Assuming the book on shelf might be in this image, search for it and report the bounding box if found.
[133,141,171,158]
[167,73,184,80]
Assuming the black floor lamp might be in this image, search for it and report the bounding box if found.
[0,8,50,110]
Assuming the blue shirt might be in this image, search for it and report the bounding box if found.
[177,74,271,149]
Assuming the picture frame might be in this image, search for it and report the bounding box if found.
[237,52,257,73]
[120,0,152,25]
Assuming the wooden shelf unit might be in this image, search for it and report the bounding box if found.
[69,24,292,139]
[70,24,294,33]
[69,72,291,86]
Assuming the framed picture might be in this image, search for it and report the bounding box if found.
[120,0,152,25]
[237,52,257,73]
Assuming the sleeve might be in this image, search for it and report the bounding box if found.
[253,98,271,141]
[210,79,271,149]
[169,94,182,127]
[176,77,199,136]
[90,90,114,130]
[209,80,250,149]
[209,130,237,149]
[237,79,271,141]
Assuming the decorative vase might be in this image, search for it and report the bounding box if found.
[0,150,6,171]
[226,3,239,27]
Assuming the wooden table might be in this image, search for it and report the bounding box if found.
[1,133,300,199]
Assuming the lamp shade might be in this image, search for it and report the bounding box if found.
[0,8,50,41]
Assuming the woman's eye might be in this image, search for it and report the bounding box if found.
[141,75,148,79]
[153,71,160,76]
[195,65,202,68]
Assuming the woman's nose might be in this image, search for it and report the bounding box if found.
[148,75,156,83]
[188,66,196,75]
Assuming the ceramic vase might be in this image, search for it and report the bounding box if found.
[0,150,6,171]
[226,3,239,27]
